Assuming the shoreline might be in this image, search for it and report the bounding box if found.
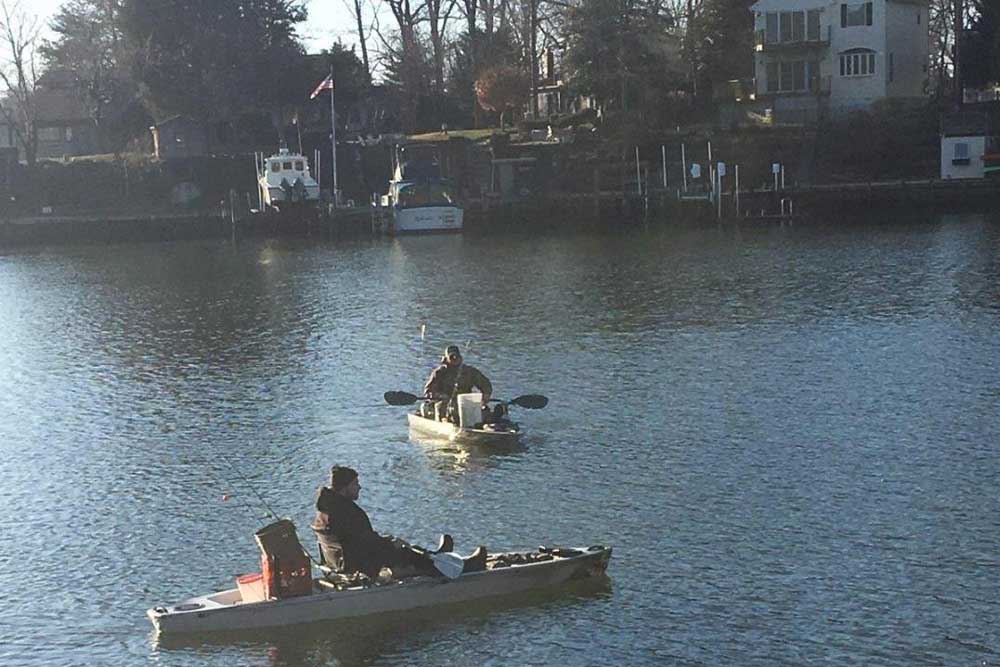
[1,177,997,246]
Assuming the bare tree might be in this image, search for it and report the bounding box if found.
[378,0,428,131]
[427,0,457,92]
[343,0,375,85]
[0,0,40,165]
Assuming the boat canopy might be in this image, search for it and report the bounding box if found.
[399,158,441,181]
[396,180,456,207]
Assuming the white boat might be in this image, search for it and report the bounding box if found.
[407,411,522,446]
[380,147,463,234]
[146,545,612,634]
[258,145,321,209]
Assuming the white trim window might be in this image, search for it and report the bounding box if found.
[839,49,876,76]
[840,2,873,27]
[765,9,823,43]
[766,60,820,92]
[952,142,971,165]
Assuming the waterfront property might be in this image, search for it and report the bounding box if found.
[939,110,997,180]
[750,0,929,122]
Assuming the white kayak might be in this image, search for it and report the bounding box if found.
[407,411,522,446]
[147,545,612,635]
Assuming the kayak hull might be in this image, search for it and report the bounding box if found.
[147,546,611,634]
[406,412,522,446]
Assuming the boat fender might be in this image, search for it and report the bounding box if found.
[153,606,168,614]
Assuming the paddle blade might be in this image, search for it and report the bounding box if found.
[384,391,420,406]
[509,394,548,409]
[430,552,464,579]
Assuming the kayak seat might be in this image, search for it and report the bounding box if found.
[310,526,346,573]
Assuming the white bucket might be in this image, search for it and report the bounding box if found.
[456,393,483,428]
[236,573,267,603]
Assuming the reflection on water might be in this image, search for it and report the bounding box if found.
[406,428,529,476]
[154,577,613,666]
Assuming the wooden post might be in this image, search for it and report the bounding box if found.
[681,143,688,193]
[593,166,601,218]
[735,165,740,215]
[635,146,641,195]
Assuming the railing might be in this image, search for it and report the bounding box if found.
[757,75,831,97]
[755,25,831,51]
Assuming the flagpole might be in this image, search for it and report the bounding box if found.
[329,68,338,207]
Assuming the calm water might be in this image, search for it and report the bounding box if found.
[1,215,999,666]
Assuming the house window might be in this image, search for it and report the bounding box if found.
[840,49,876,76]
[39,127,61,141]
[294,160,304,171]
[841,2,873,27]
[773,10,810,42]
[766,12,779,43]
[271,163,280,172]
[780,12,793,41]
[282,161,292,170]
[769,60,813,92]
[766,62,780,92]
[953,142,970,165]
[809,60,822,91]
[807,9,821,40]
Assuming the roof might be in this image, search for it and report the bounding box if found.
[34,86,90,123]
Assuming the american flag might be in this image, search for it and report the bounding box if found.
[309,75,334,99]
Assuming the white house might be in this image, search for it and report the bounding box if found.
[750,0,928,122]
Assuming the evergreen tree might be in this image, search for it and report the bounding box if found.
[447,27,521,126]
[562,0,680,112]
[684,0,754,102]
[963,0,1000,86]
[40,0,142,152]
[120,0,307,122]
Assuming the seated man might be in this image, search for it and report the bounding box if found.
[310,466,485,578]
[423,344,493,423]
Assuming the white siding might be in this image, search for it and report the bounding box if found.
[940,136,986,179]
[884,1,928,97]
[750,0,928,117]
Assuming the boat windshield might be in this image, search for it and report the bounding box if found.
[397,181,455,207]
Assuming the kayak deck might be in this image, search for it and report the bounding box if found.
[147,545,611,634]
[407,412,522,445]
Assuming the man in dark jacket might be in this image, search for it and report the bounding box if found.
[423,344,493,423]
[310,466,485,578]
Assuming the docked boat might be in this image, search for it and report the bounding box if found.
[146,520,611,634]
[257,145,321,209]
[379,145,463,234]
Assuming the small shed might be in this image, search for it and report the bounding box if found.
[150,115,209,159]
[940,111,993,180]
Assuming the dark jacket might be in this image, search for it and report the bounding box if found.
[424,363,492,401]
[311,487,394,577]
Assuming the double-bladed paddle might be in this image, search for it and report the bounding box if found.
[430,551,465,579]
[383,391,548,409]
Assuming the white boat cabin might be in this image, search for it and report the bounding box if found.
[259,146,321,208]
